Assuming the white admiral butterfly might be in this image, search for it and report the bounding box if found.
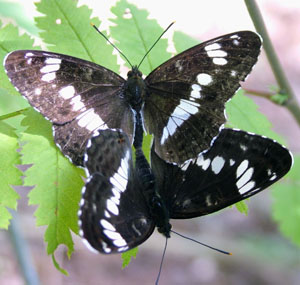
[4,31,261,166]
[78,128,292,253]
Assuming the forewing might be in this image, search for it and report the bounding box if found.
[79,129,154,253]
[144,31,261,164]
[151,129,292,219]
[4,50,133,166]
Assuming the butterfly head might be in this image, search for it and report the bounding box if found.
[124,66,146,111]
[127,66,142,78]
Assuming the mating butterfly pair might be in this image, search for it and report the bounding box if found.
[4,29,292,256]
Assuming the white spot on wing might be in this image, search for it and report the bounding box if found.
[230,159,235,166]
[77,108,108,131]
[213,58,228,65]
[196,155,211,171]
[204,43,221,51]
[35,88,41,95]
[71,95,86,111]
[117,246,129,252]
[113,239,127,247]
[160,99,200,145]
[181,160,191,171]
[59,86,75,99]
[41,73,56,82]
[240,144,247,151]
[236,167,254,189]
[197,73,212,86]
[40,64,60,73]
[231,70,237,77]
[207,50,227,57]
[205,195,213,206]
[233,39,240,46]
[175,60,183,72]
[112,188,121,199]
[100,219,116,231]
[45,58,62,64]
[106,199,119,215]
[211,156,225,174]
[103,230,123,241]
[102,241,111,253]
[236,160,249,178]
[190,84,202,99]
[110,196,120,205]
[109,150,130,192]
[25,52,34,58]
[239,181,255,194]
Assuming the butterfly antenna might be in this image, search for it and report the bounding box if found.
[137,22,175,69]
[91,23,133,68]
[155,237,168,285]
[171,230,232,255]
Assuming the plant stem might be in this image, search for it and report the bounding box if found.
[0,108,29,121]
[8,211,40,285]
[244,89,273,99]
[244,0,300,125]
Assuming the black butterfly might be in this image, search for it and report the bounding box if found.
[78,128,292,253]
[4,31,261,166]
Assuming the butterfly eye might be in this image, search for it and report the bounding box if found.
[127,70,133,77]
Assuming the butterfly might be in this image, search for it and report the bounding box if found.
[78,128,292,253]
[4,30,261,166]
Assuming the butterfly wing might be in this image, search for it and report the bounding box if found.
[4,50,133,166]
[79,129,155,253]
[144,31,262,164]
[151,129,292,219]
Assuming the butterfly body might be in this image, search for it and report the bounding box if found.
[123,67,146,112]
[4,31,262,166]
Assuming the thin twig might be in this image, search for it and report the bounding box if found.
[244,88,274,99]
[8,211,40,285]
[0,108,29,121]
[244,0,300,125]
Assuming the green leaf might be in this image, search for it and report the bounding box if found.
[0,121,22,229]
[35,0,119,73]
[122,247,138,268]
[0,1,39,35]
[110,0,171,75]
[143,133,153,162]
[0,20,36,95]
[235,201,248,215]
[272,156,300,247]
[52,253,68,275]
[21,108,84,267]
[0,88,29,132]
[173,30,199,53]
[226,90,285,143]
